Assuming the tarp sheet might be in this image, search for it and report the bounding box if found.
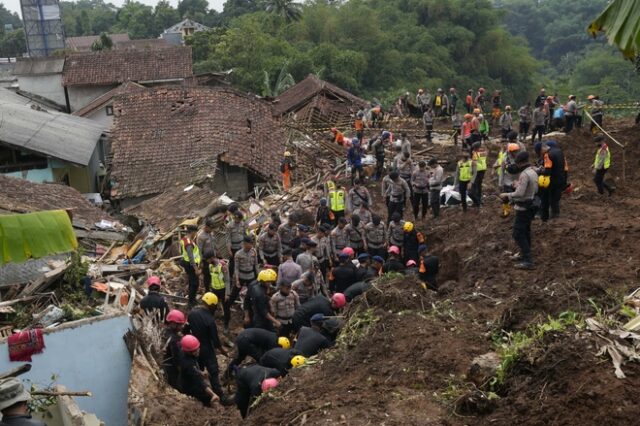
[0,210,77,265]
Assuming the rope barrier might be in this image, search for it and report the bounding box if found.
[583,109,626,182]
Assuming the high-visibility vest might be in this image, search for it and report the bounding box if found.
[180,237,201,265]
[458,160,472,182]
[497,151,506,177]
[329,189,345,212]
[209,264,225,290]
[326,180,336,192]
[435,96,442,107]
[473,150,488,171]
[594,146,611,170]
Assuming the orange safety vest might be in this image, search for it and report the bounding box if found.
[543,152,552,169]
[462,121,473,138]
[355,119,364,131]
[419,257,426,273]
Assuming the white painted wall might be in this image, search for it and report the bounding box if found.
[67,85,115,112]
[17,74,66,107]
[84,105,113,128]
[0,314,132,426]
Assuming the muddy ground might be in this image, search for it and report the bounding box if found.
[141,119,640,425]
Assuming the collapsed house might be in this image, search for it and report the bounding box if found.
[273,74,368,126]
[108,86,287,208]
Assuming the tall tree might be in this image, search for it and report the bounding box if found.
[0,29,26,59]
[154,1,181,34]
[115,2,156,38]
[264,0,303,22]
[178,0,209,19]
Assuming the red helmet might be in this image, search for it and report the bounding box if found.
[180,335,200,352]
[261,378,279,392]
[331,127,338,133]
[331,293,346,308]
[388,245,400,255]
[146,276,161,288]
[406,260,417,267]
[341,247,355,257]
[166,309,186,324]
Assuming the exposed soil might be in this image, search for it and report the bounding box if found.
[139,119,640,425]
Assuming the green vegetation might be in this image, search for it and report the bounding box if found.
[335,307,379,349]
[491,311,583,387]
[588,0,640,60]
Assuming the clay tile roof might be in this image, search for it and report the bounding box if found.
[273,74,368,116]
[0,175,111,225]
[62,46,193,87]
[72,81,146,117]
[123,183,217,233]
[66,33,131,51]
[109,86,286,199]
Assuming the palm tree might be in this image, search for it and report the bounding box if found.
[263,0,303,23]
[263,61,296,97]
[588,0,640,60]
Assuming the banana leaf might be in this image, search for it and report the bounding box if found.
[588,0,640,59]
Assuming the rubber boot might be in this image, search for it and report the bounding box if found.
[501,203,511,218]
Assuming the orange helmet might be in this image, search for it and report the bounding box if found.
[507,143,520,152]
[331,127,338,133]
[479,87,485,93]
[587,95,595,100]
[464,113,473,119]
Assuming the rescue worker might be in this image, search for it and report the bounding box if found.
[258,223,282,267]
[500,151,539,270]
[355,201,373,226]
[347,140,365,185]
[417,88,430,113]
[345,214,367,255]
[399,132,412,157]
[197,219,216,292]
[292,293,345,332]
[474,87,486,112]
[564,95,578,133]
[276,250,302,288]
[418,245,440,290]
[532,103,546,142]
[355,253,377,281]
[462,113,474,149]
[344,280,372,302]
[491,90,502,123]
[381,172,393,208]
[347,179,371,213]
[184,294,231,405]
[394,152,414,193]
[405,260,419,276]
[354,111,365,140]
[277,216,297,250]
[180,225,201,307]
[270,279,300,338]
[371,256,384,276]
[411,161,430,220]
[428,158,444,219]
[454,151,476,212]
[206,256,229,309]
[294,318,333,357]
[365,214,387,260]
[328,184,347,224]
[387,212,405,251]
[244,269,279,330]
[539,141,566,222]
[315,198,332,229]
[228,328,290,371]
[499,105,513,139]
[592,135,614,196]
[330,217,349,263]
[534,88,547,108]
[281,151,295,190]
[370,131,388,181]
[292,271,319,305]
[235,364,281,418]
[289,224,310,261]
[433,88,449,117]
[449,87,458,115]
[329,252,358,294]
[225,236,258,332]
[478,113,490,142]
[259,348,304,376]
[293,238,314,272]
[226,211,247,283]
[386,172,411,220]
[518,103,532,141]
[452,111,462,145]
[402,221,424,265]
[471,141,488,207]
[140,275,168,319]
[423,107,434,142]
[330,127,345,145]
[465,89,474,113]
[499,142,522,217]
[163,309,186,390]
[0,378,46,426]
[312,225,331,280]
[382,246,405,273]
[589,95,604,132]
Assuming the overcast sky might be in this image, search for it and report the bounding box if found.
[4,0,226,16]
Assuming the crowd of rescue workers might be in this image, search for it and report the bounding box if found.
[138,86,614,418]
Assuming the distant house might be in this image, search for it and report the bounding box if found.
[72,81,146,127]
[65,33,131,52]
[62,46,193,112]
[273,74,368,125]
[109,86,286,207]
[0,89,108,193]
[161,19,209,45]
[12,57,67,109]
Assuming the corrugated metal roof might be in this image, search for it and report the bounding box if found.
[13,57,65,76]
[0,90,106,165]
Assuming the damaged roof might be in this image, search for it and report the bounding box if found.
[273,74,368,117]
[72,81,146,118]
[124,183,217,233]
[109,86,286,199]
[0,90,106,165]
[62,46,193,87]
[0,175,111,225]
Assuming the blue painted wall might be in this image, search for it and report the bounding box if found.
[0,315,132,425]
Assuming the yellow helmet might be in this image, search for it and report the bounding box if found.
[538,175,550,189]
[202,292,219,306]
[291,355,306,368]
[284,151,291,157]
[278,337,291,349]
[258,269,277,283]
[403,221,414,232]
[473,108,480,114]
